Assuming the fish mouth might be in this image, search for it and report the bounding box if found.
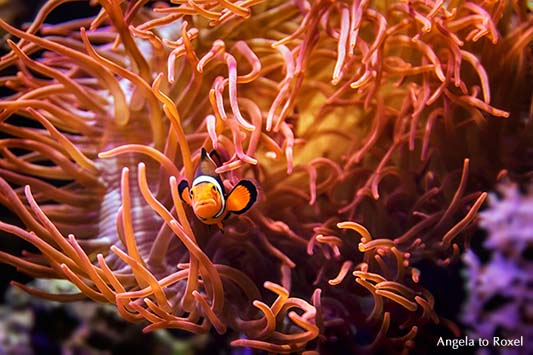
[193,199,219,216]
[193,199,216,208]
[193,199,220,219]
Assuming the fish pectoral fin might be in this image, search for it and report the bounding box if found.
[226,180,257,214]
[178,180,192,206]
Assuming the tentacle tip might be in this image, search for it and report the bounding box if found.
[142,326,153,334]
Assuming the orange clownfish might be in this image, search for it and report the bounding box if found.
[178,148,258,229]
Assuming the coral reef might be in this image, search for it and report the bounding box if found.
[462,182,533,355]
[0,279,213,354]
[0,0,530,353]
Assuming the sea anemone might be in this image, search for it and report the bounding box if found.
[0,0,530,353]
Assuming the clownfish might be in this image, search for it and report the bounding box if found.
[178,148,258,229]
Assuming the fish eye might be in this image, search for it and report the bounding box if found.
[211,185,217,192]
[190,190,194,197]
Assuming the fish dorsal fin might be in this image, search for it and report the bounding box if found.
[226,180,257,214]
[201,147,209,160]
[201,148,222,167]
[209,150,222,166]
[196,148,217,178]
[177,180,191,206]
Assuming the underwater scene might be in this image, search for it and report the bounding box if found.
[0,0,531,354]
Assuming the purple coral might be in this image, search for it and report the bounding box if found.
[462,182,533,354]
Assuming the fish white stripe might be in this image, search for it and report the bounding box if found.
[192,175,225,218]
